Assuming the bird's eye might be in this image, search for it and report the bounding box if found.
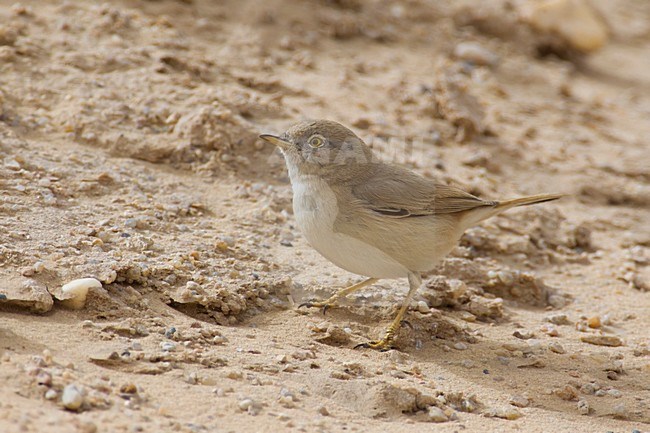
[308,135,325,148]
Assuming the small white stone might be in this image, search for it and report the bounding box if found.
[416,300,430,314]
[62,384,84,410]
[239,398,254,411]
[487,405,522,420]
[279,395,295,408]
[212,335,227,345]
[454,342,468,351]
[160,342,176,352]
[44,389,58,400]
[5,159,21,169]
[428,406,449,422]
[33,261,45,273]
[453,42,498,66]
[238,398,261,415]
[608,389,622,398]
[60,278,102,310]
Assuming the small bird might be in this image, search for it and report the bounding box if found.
[260,120,561,350]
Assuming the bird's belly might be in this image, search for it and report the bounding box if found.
[303,224,409,279]
[291,177,409,279]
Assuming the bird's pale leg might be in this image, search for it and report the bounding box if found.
[356,272,422,351]
[299,277,378,313]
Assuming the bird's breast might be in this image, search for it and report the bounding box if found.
[290,175,408,279]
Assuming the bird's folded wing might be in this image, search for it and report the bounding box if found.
[351,164,495,218]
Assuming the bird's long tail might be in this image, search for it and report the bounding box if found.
[462,193,564,228]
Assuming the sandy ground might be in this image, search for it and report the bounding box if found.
[0,0,649,432]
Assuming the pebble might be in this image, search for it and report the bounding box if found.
[36,371,52,386]
[613,403,628,419]
[513,329,534,340]
[546,314,571,325]
[577,399,590,415]
[238,398,261,415]
[509,394,530,408]
[279,395,295,408]
[44,389,58,400]
[520,0,609,53]
[416,300,430,314]
[60,278,102,310]
[548,341,566,354]
[62,384,84,410]
[4,158,21,169]
[131,341,143,351]
[427,406,449,423]
[212,335,227,345]
[540,323,559,336]
[453,342,468,351]
[461,359,474,368]
[486,406,521,420]
[587,316,601,328]
[43,349,53,365]
[277,412,291,421]
[580,335,623,347]
[580,382,600,395]
[607,389,622,398]
[160,342,176,352]
[458,311,476,322]
[120,383,138,394]
[453,42,498,67]
[184,372,198,385]
[279,388,296,401]
[318,406,329,416]
[547,294,570,308]
[388,350,406,364]
[554,384,579,401]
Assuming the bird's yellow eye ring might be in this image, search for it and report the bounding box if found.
[308,135,325,148]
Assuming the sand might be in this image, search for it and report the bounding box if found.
[0,0,649,432]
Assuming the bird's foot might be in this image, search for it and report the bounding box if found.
[354,326,397,351]
[354,337,394,351]
[297,299,335,315]
[354,322,401,351]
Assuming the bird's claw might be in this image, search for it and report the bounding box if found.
[354,339,393,352]
[298,300,332,315]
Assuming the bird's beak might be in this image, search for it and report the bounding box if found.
[259,134,291,150]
